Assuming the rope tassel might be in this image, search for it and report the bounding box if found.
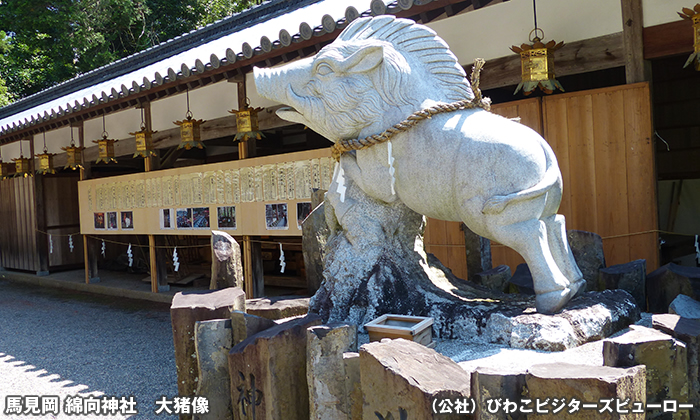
[279,243,286,274]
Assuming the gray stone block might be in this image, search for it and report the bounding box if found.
[343,352,361,420]
[525,363,646,419]
[230,310,276,345]
[306,323,358,420]
[360,338,472,420]
[210,230,243,290]
[647,263,700,314]
[171,287,246,415]
[246,296,309,320]
[194,319,233,420]
[471,366,526,420]
[603,325,689,420]
[671,294,700,320]
[568,229,605,292]
[599,259,646,310]
[228,314,321,420]
[302,189,329,295]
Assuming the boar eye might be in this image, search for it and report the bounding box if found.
[316,63,333,76]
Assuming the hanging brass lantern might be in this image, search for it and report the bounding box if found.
[679,5,700,70]
[36,132,55,175]
[36,151,56,175]
[0,161,9,179]
[175,113,206,150]
[94,115,118,164]
[62,145,85,170]
[229,104,265,141]
[130,123,156,158]
[511,30,564,95]
[12,156,32,177]
[93,135,118,164]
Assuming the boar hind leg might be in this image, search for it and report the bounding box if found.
[544,214,585,296]
[488,217,574,314]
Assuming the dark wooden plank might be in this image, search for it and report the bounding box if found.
[643,20,694,60]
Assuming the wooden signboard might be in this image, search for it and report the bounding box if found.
[79,148,334,236]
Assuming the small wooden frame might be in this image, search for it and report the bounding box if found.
[364,314,434,347]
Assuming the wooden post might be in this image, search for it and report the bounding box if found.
[236,73,262,298]
[621,0,650,83]
[30,137,49,276]
[137,101,163,293]
[76,122,99,284]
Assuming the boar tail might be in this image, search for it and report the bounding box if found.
[481,139,560,215]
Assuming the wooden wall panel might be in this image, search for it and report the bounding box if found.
[0,177,38,271]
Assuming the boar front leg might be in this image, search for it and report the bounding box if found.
[341,148,399,204]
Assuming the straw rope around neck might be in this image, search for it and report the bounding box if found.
[330,58,491,161]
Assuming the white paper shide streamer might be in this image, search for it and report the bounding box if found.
[173,247,180,272]
[68,235,74,253]
[101,240,106,258]
[279,243,286,273]
[335,162,346,203]
[127,243,133,267]
[49,234,53,254]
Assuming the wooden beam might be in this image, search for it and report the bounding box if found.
[643,19,694,60]
[465,32,625,91]
[621,0,649,83]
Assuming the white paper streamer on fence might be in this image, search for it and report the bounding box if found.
[173,247,180,272]
[68,235,74,253]
[127,243,133,267]
[279,243,286,274]
[101,240,106,258]
[49,234,53,254]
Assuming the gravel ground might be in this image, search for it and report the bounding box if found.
[0,279,178,419]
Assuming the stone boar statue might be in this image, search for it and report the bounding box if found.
[254,16,584,314]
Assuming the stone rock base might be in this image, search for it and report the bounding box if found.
[310,181,639,351]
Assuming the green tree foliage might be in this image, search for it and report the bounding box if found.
[0,0,255,103]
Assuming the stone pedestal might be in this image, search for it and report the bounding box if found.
[646,264,700,314]
[246,296,309,320]
[471,366,526,420]
[210,231,243,290]
[306,323,358,420]
[474,265,511,293]
[599,260,646,310]
[603,326,689,419]
[194,319,234,420]
[228,314,321,420]
[567,230,605,292]
[653,314,700,419]
[525,363,646,419]
[171,287,246,419]
[360,338,472,420]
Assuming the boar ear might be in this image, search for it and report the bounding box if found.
[339,45,384,74]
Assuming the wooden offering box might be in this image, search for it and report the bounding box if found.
[364,314,434,347]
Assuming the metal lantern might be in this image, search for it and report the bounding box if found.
[36,151,56,175]
[174,114,206,150]
[229,105,265,141]
[94,115,118,164]
[679,5,700,70]
[130,125,156,158]
[62,145,85,170]
[93,135,118,164]
[0,161,9,179]
[511,32,564,95]
[12,156,32,177]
